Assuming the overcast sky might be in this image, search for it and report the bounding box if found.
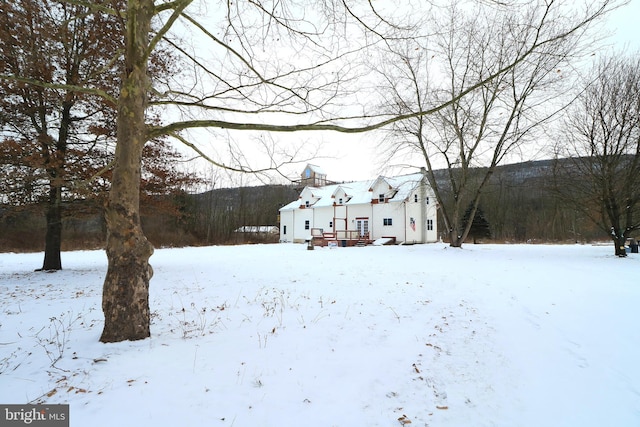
[607,0,640,49]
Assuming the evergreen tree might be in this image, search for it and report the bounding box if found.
[462,205,492,244]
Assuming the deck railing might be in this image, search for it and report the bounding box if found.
[311,228,368,241]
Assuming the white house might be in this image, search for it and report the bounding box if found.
[279,167,438,245]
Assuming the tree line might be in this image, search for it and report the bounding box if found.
[1,157,614,252]
[0,183,299,251]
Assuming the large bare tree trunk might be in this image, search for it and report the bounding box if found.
[41,184,63,270]
[613,234,628,257]
[100,0,154,343]
[41,102,72,271]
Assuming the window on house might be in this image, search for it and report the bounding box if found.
[383,218,393,226]
[338,198,343,204]
[427,219,433,231]
[378,194,385,203]
[305,200,310,208]
[414,194,418,202]
[426,197,429,204]
[305,220,310,230]
[283,225,287,235]
[329,221,333,228]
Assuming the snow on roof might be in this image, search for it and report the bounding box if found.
[341,180,376,205]
[314,180,373,207]
[305,164,327,176]
[234,226,279,233]
[386,173,424,201]
[280,199,301,210]
[280,172,425,211]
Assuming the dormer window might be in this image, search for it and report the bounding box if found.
[305,200,310,208]
[414,194,418,203]
[378,194,385,203]
[338,198,343,204]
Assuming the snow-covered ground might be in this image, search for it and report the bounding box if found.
[1,243,639,426]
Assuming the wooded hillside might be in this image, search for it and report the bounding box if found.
[0,158,607,252]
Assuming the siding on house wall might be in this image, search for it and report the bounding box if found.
[313,206,333,234]
[372,201,405,240]
[294,209,313,241]
[279,210,294,242]
[345,204,371,231]
[425,199,438,242]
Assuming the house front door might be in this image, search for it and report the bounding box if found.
[356,218,369,238]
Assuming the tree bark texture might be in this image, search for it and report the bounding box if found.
[41,101,72,271]
[41,184,63,270]
[100,0,154,343]
[614,236,628,257]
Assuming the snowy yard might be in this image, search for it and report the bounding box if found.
[1,243,639,426]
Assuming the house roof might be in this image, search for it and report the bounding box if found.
[304,164,327,176]
[280,172,425,211]
[386,174,425,201]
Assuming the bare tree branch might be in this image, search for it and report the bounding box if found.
[0,74,117,104]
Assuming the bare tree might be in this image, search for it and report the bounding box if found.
[376,0,618,247]
[554,53,640,256]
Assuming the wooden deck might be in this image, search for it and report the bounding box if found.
[310,228,372,247]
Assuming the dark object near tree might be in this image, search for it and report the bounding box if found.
[462,205,491,244]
